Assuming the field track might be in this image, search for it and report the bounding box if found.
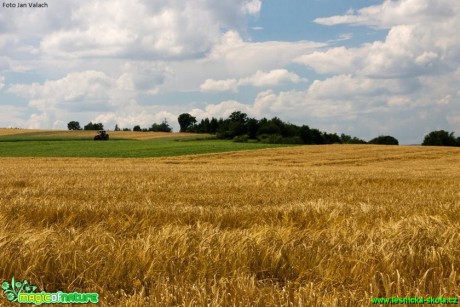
[1,145,460,306]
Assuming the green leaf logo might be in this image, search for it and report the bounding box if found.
[1,277,38,302]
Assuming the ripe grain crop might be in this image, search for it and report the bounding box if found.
[1,145,460,306]
[0,129,201,140]
[0,129,44,136]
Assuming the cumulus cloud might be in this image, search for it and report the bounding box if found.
[6,70,135,130]
[296,23,457,79]
[92,109,178,131]
[189,100,254,120]
[306,0,460,79]
[241,0,262,15]
[0,0,266,62]
[164,31,322,92]
[200,79,239,93]
[294,0,460,138]
[246,69,305,87]
[0,105,28,128]
[4,68,192,130]
[200,69,306,92]
[35,0,265,60]
[208,31,323,68]
[8,71,116,111]
[295,47,363,75]
[314,0,458,29]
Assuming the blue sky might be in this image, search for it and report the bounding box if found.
[1,0,460,144]
[249,0,385,42]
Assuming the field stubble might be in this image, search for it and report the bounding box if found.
[0,145,460,306]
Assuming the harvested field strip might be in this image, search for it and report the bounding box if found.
[0,129,202,140]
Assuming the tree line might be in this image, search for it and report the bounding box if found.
[177,111,399,145]
[421,130,460,146]
[68,113,460,146]
[67,120,172,133]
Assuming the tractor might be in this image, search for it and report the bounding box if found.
[94,130,109,140]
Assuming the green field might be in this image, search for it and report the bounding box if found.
[0,132,291,158]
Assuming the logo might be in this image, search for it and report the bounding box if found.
[2,277,99,305]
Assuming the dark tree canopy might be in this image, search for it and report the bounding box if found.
[369,135,399,145]
[340,134,367,144]
[133,125,141,131]
[187,110,373,145]
[178,113,197,132]
[422,130,458,146]
[67,121,82,130]
[84,122,104,130]
[150,119,172,132]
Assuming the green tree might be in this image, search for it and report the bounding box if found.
[299,125,312,144]
[209,118,219,134]
[310,129,324,144]
[67,121,82,130]
[369,135,399,145]
[422,130,457,146]
[246,118,259,139]
[84,122,103,130]
[322,132,341,144]
[227,111,248,138]
[341,134,367,144]
[133,125,141,131]
[257,118,281,136]
[150,119,172,132]
[178,113,197,132]
[114,124,121,131]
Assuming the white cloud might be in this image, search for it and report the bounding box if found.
[116,62,170,95]
[8,71,115,111]
[241,0,261,15]
[244,69,305,87]
[200,69,306,92]
[295,47,363,75]
[206,31,324,75]
[447,114,460,132]
[92,110,178,131]
[0,0,267,62]
[28,112,50,129]
[34,0,264,60]
[0,76,4,91]
[297,22,456,79]
[190,100,253,120]
[314,0,458,29]
[306,0,460,81]
[163,31,322,92]
[200,79,239,93]
[0,105,28,128]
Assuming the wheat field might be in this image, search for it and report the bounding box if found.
[0,129,200,140]
[1,145,460,306]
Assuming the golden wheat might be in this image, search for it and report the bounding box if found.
[0,129,201,140]
[1,145,459,306]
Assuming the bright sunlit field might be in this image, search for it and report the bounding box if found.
[0,131,459,306]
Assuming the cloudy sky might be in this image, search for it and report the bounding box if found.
[1,0,459,143]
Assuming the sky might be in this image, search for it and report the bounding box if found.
[1,0,459,144]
